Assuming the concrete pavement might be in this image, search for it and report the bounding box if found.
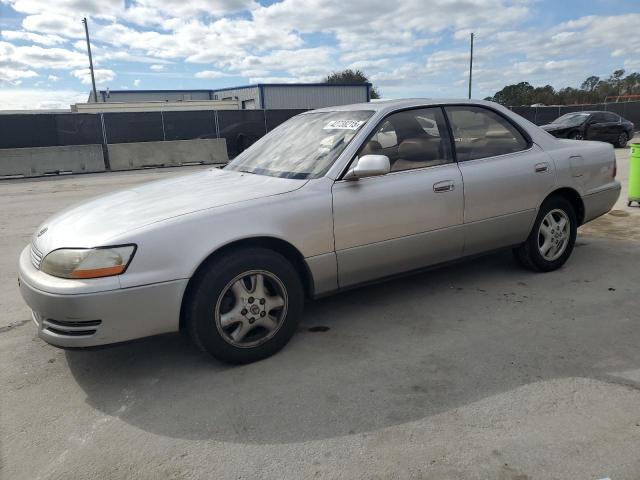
[1,147,639,479]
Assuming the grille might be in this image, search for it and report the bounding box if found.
[30,243,44,270]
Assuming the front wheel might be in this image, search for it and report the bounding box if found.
[615,132,628,148]
[185,248,304,364]
[513,196,577,272]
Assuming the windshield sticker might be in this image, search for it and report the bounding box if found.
[324,120,365,130]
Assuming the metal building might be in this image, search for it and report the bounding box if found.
[91,83,371,109]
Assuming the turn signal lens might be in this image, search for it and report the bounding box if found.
[40,245,136,279]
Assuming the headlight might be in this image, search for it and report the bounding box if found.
[40,245,136,279]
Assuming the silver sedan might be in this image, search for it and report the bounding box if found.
[18,99,621,363]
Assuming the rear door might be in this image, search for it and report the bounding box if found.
[444,105,555,256]
[602,112,623,141]
[332,107,464,287]
[585,112,610,141]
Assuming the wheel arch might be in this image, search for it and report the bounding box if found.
[544,187,585,225]
[179,236,315,330]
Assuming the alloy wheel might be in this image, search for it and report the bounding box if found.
[538,209,571,261]
[618,133,628,147]
[214,270,288,348]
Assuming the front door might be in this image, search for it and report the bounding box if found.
[332,107,464,288]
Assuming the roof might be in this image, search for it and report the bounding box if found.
[213,82,370,91]
[97,83,372,96]
[309,98,498,114]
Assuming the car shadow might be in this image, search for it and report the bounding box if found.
[65,238,640,444]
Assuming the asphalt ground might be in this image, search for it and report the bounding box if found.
[1,143,639,479]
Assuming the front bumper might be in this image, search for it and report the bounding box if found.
[18,246,188,348]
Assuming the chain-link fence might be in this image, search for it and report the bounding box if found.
[2,102,638,154]
[508,101,640,126]
[0,109,308,157]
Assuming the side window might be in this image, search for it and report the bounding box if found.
[371,120,397,149]
[590,113,606,123]
[445,106,529,162]
[602,112,619,123]
[357,107,453,172]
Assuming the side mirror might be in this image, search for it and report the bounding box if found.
[344,154,390,180]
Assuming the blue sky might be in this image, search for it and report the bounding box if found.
[1,0,640,109]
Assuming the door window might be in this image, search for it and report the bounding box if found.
[445,106,529,161]
[358,107,453,172]
[602,112,619,123]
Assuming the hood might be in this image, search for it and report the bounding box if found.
[33,168,305,253]
[540,123,570,132]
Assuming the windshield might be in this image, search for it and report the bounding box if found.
[224,110,374,179]
[552,113,589,127]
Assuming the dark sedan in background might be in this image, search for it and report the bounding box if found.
[541,111,634,147]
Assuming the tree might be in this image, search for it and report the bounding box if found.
[324,69,380,99]
[622,73,640,95]
[610,69,626,96]
[580,76,600,92]
[487,81,534,106]
[487,69,640,105]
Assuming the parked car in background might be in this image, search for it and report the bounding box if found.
[541,111,634,147]
[19,99,620,364]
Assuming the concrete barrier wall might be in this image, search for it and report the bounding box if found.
[108,138,228,171]
[0,144,105,178]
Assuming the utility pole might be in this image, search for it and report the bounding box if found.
[82,17,98,103]
[468,32,474,99]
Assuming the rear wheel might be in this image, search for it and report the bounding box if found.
[615,132,628,148]
[185,248,304,364]
[513,196,577,272]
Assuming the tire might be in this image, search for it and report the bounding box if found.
[615,132,628,148]
[184,248,304,364]
[513,196,577,272]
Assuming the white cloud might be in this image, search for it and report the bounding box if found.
[6,0,122,16]
[22,13,86,38]
[2,0,640,101]
[71,68,115,85]
[0,41,87,71]
[48,74,60,81]
[1,30,66,46]
[0,89,86,110]
[512,59,586,76]
[133,78,140,86]
[129,0,255,18]
[0,67,38,84]
[194,70,228,79]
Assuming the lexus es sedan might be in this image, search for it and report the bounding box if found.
[19,99,620,364]
[541,111,634,147]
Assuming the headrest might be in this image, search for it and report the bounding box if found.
[398,138,439,161]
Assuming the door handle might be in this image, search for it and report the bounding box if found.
[433,181,455,193]
[535,162,549,173]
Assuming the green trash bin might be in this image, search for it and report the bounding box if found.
[630,143,640,207]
